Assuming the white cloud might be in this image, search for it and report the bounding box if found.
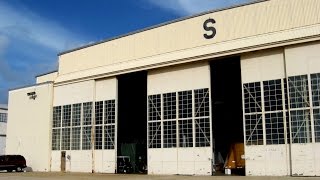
[0,1,88,52]
[146,0,254,15]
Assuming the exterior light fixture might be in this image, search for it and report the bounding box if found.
[27,92,37,100]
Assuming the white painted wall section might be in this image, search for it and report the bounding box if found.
[6,83,53,172]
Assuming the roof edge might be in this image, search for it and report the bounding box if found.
[35,70,58,78]
[58,0,269,56]
[9,81,54,92]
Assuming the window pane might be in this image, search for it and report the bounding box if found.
[53,106,61,128]
[311,73,320,107]
[194,88,210,117]
[313,108,320,142]
[95,126,103,149]
[61,128,70,150]
[71,127,81,150]
[178,91,192,119]
[148,94,161,121]
[62,105,71,127]
[83,102,92,126]
[82,126,92,150]
[105,100,115,124]
[0,113,7,123]
[52,129,60,150]
[104,125,115,149]
[163,121,176,148]
[291,110,311,143]
[263,79,283,111]
[148,122,161,148]
[245,114,263,145]
[163,93,176,120]
[179,119,193,147]
[265,112,285,144]
[288,75,309,109]
[72,104,81,127]
[243,82,262,113]
[195,118,210,147]
[95,101,103,125]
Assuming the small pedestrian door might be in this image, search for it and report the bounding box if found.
[61,151,66,172]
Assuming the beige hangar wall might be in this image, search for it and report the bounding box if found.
[36,72,58,84]
[6,82,53,172]
[147,61,212,175]
[56,0,320,84]
[51,78,117,173]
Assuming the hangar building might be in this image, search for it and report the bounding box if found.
[6,0,320,176]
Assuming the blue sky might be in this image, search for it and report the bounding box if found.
[0,0,252,104]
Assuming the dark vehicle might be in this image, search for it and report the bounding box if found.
[117,156,133,173]
[0,155,26,172]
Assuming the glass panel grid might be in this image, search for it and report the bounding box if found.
[71,127,81,150]
[313,108,320,142]
[82,126,92,150]
[53,106,61,128]
[195,118,210,147]
[265,112,285,144]
[163,121,177,148]
[264,79,283,112]
[311,73,320,107]
[105,100,115,124]
[95,126,103,149]
[178,91,192,119]
[0,113,7,123]
[148,122,161,148]
[61,128,70,150]
[288,75,309,109]
[95,101,103,125]
[62,105,71,127]
[245,114,263,145]
[163,93,176,120]
[179,119,193,147]
[72,104,81,126]
[83,102,92,126]
[243,82,262,113]
[52,129,60,150]
[148,95,161,121]
[291,110,312,143]
[194,88,210,117]
[104,125,115,149]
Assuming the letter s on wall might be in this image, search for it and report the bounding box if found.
[203,18,216,39]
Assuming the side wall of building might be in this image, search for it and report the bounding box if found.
[6,83,53,171]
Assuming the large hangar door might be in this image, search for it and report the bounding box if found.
[147,62,213,176]
[241,45,320,176]
[241,49,290,176]
[284,42,320,176]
